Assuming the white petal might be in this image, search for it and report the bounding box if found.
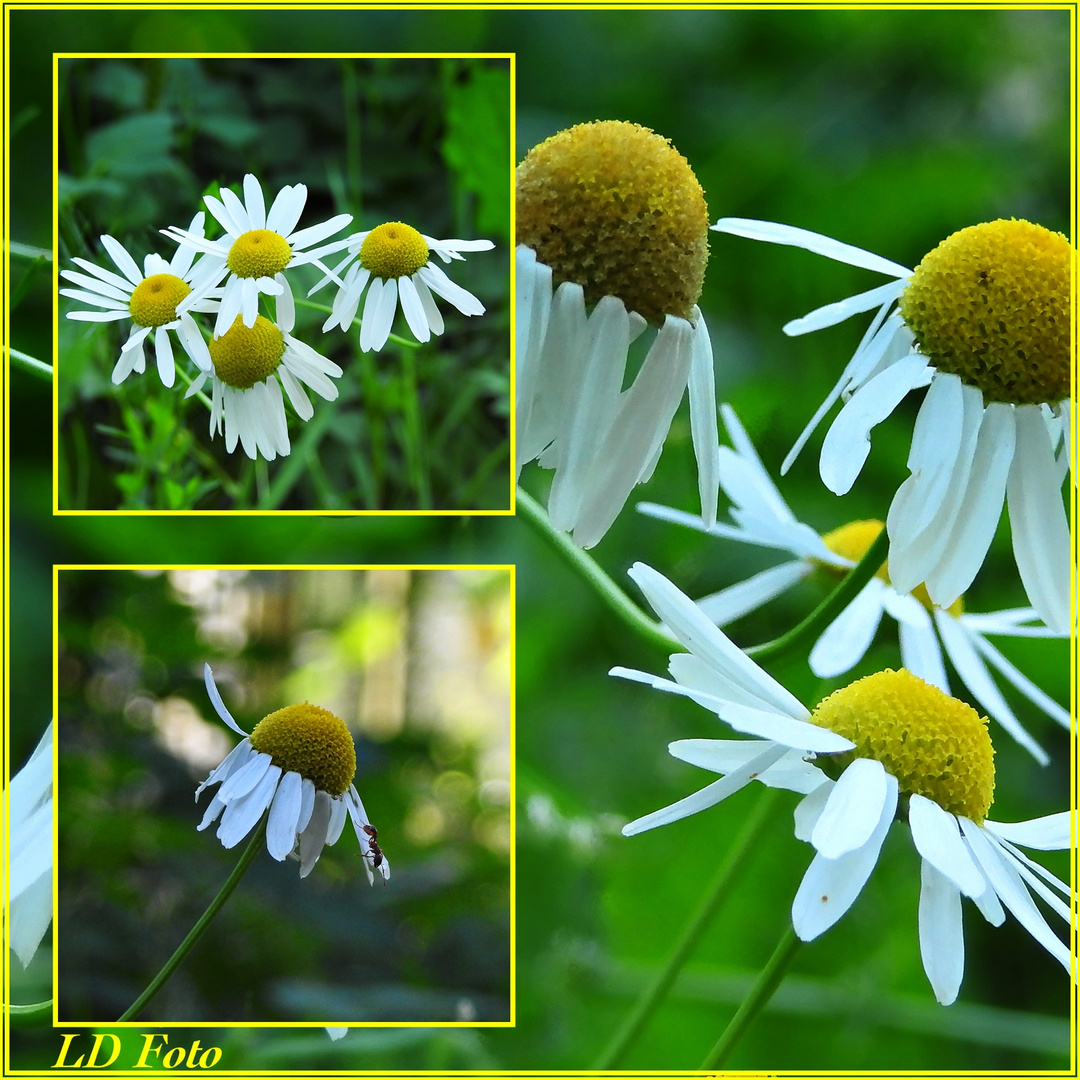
[203,663,249,735]
[297,778,317,834]
[219,185,252,234]
[217,764,281,848]
[287,213,353,252]
[791,770,898,940]
[416,262,485,316]
[819,352,931,495]
[278,364,313,421]
[622,743,787,836]
[298,790,332,877]
[266,183,307,237]
[710,218,912,278]
[793,780,834,841]
[154,326,175,387]
[275,273,295,333]
[1008,405,1071,633]
[669,739,826,794]
[195,740,252,800]
[326,796,348,846]
[918,860,965,1005]
[217,751,273,804]
[697,561,812,627]
[966,633,1070,731]
[243,174,266,230]
[100,234,144,285]
[908,793,986,897]
[783,278,907,336]
[893,599,950,692]
[810,757,890,859]
[687,311,719,527]
[397,274,431,342]
[359,276,398,352]
[266,770,303,860]
[983,812,1072,852]
[808,579,886,679]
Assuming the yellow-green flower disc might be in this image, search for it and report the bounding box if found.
[812,669,995,822]
[226,229,294,279]
[899,219,1070,404]
[128,273,191,328]
[516,120,709,325]
[250,702,357,796]
[209,315,286,390]
[815,519,963,615]
[359,222,430,280]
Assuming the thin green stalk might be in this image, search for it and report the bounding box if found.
[9,999,52,1027]
[699,924,802,1069]
[10,347,52,381]
[400,343,431,507]
[10,241,51,261]
[117,823,265,1022]
[516,486,676,652]
[174,363,213,412]
[594,788,780,1070]
[747,527,889,660]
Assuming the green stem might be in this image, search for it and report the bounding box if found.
[594,788,780,1070]
[699,924,801,1069]
[117,823,265,1022]
[516,486,675,652]
[10,241,51,261]
[747,528,890,660]
[401,344,431,507]
[10,347,53,381]
[174,363,213,412]
[9,999,52,1027]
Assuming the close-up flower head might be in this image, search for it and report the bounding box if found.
[313,221,495,351]
[710,217,1072,634]
[615,563,1072,1007]
[516,120,720,548]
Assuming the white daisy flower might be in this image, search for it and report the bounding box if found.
[615,563,1073,1007]
[197,665,388,885]
[163,174,353,338]
[516,121,720,549]
[60,214,218,388]
[184,288,343,462]
[639,404,1069,765]
[312,221,494,351]
[7,722,53,967]
[710,217,1071,633]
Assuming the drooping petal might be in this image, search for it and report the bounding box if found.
[810,757,890,859]
[908,794,985,898]
[918,860,965,1005]
[266,770,304,860]
[203,664,249,736]
[808,579,886,679]
[686,310,719,528]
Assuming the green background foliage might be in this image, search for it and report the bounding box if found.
[9,4,1073,1073]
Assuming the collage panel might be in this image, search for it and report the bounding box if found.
[55,53,512,514]
[54,565,513,1027]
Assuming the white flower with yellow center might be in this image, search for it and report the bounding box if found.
[639,405,1069,764]
[312,220,494,352]
[60,214,218,387]
[163,174,353,338]
[516,121,720,549]
[197,665,388,884]
[711,217,1072,633]
[184,289,343,462]
[616,563,1073,1006]
[7,722,53,967]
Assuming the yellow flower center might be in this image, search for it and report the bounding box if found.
[226,229,293,279]
[515,119,709,324]
[899,219,1070,405]
[359,222,430,279]
[812,669,995,822]
[249,702,357,797]
[209,315,285,390]
[128,273,190,328]
[814,519,963,615]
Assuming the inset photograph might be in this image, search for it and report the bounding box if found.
[56,566,513,1025]
[56,55,511,512]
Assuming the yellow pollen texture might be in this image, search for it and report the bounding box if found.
[516,120,709,324]
[359,222,430,279]
[250,702,357,796]
[815,519,963,614]
[226,229,293,279]
[899,219,1070,404]
[811,669,994,821]
[209,315,286,390]
[128,273,191,328]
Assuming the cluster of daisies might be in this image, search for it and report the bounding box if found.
[61,175,494,461]
[516,121,1073,1008]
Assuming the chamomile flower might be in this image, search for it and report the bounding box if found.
[183,289,343,462]
[7,722,53,967]
[197,665,388,884]
[711,217,1072,633]
[516,121,720,548]
[163,174,353,338]
[616,564,1073,1006]
[60,214,218,388]
[639,405,1069,764]
[313,222,494,351]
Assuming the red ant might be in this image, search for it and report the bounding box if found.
[362,823,387,883]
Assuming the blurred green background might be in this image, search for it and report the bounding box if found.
[55,55,511,511]
[10,5,1074,1073]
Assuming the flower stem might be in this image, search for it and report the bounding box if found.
[747,527,889,660]
[9,999,52,1027]
[117,822,265,1022]
[594,787,780,1070]
[10,347,53,381]
[699,923,801,1069]
[516,486,675,652]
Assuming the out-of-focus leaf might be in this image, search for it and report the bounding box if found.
[86,112,175,179]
